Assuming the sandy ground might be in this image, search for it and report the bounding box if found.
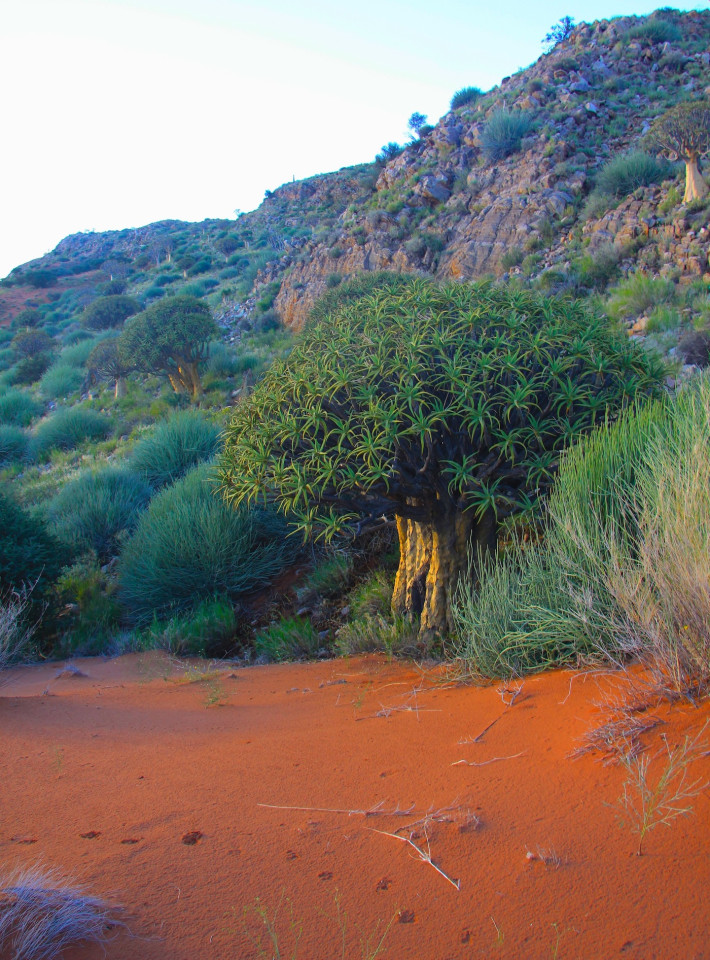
[1,652,709,960]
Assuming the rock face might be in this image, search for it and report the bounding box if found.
[3,9,710,329]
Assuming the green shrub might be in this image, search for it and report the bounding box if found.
[0,390,43,427]
[0,490,63,629]
[0,425,28,466]
[347,570,393,620]
[129,410,222,490]
[334,613,419,658]
[54,558,122,657]
[254,616,320,662]
[58,337,106,368]
[207,342,239,376]
[626,19,680,43]
[82,295,141,331]
[575,244,621,291]
[450,87,482,110]
[606,272,677,320]
[481,109,532,161]
[297,554,354,604]
[594,150,672,199]
[119,464,297,622]
[30,408,113,459]
[12,354,52,385]
[500,246,524,271]
[139,597,238,657]
[38,364,84,400]
[48,468,151,562]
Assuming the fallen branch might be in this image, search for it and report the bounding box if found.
[370,827,460,891]
[451,752,526,767]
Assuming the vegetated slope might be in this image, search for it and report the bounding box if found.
[2,8,710,333]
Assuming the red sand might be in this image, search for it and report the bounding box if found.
[1,652,709,959]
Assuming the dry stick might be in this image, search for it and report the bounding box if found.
[370,827,461,891]
[257,801,415,818]
[469,684,524,743]
[451,752,526,767]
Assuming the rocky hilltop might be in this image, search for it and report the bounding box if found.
[2,8,710,333]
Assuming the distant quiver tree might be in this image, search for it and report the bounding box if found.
[219,276,664,641]
[646,101,710,202]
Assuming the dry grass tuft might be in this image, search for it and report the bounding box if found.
[0,864,123,960]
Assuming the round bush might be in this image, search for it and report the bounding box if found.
[130,410,222,490]
[31,408,113,459]
[38,364,84,400]
[0,390,43,427]
[118,464,298,622]
[49,468,151,562]
[0,425,28,466]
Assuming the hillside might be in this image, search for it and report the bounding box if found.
[2,8,710,336]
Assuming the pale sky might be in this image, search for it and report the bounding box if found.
[1,0,707,278]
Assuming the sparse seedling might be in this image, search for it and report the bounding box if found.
[616,723,709,855]
[0,864,123,960]
[490,915,504,949]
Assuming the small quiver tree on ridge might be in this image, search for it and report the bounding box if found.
[646,101,710,203]
[218,276,664,643]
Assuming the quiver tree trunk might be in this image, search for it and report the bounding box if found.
[684,155,709,203]
[392,507,498,642]
[114,376,127,399]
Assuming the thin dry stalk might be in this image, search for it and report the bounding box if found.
[0,587,36,678]
[0,864,123,960]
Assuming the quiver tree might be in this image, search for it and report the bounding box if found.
[219,277,664,642]
[87,338,133,398]
[118,296,217,398]
[646,101,710,202]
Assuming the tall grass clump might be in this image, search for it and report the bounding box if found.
[603,382,710,694]
[38,363,84,400]
[627,19,681,43]
[129,409,221,490]
[139,597,238,657]
[454,377,710,693]
[48,468,151,562]
[481,109,532,161]
[119,464,298,623]
[450,86,482,110]
[0,390,43,427]
[452,400,667,677]
[0,425,28,466]
[594,150,672,199]
[0,863,122,960]
[30,408,113,459]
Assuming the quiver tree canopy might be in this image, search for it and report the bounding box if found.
[219,277,664,641]
[646,101,710,202]
[118,295,217,398]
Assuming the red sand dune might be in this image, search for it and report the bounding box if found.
[1,652,709,959]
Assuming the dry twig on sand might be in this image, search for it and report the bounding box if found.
[369,827,461,891]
